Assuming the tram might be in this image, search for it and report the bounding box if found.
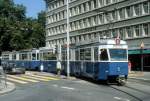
[62,38,128,84]
[1,38,128,84]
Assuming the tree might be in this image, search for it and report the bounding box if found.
[0,0,46,53]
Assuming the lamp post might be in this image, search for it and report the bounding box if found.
[66,0,70,78]
[140,41,144,72]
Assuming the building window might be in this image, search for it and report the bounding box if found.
[126,27,133,38]
[106,0,111,5]
[134,4,140,16]
[143,23,149,36]
[135,25,140,37]
[126,6,132,18]
[119,28,125,40]
[83,3,86,12]
[79,5,82,13]
[143,2,149,14]
[91,0,96,9]
[98,14,103,24]
[111,29,117,38]
[86,2,90,11]
[119,8,124,20]
[112,10,117,21]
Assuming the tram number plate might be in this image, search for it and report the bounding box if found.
[119,75,125,77]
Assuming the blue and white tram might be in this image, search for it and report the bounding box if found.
[1,49,41,70]
[63,38,128,83]
[39,47,57,72]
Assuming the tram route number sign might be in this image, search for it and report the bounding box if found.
[115,38,120,45]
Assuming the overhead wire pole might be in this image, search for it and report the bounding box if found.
[66,0,70,78]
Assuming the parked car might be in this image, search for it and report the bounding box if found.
[2,62,25,74]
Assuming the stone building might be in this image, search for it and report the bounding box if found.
[44,0,150,71]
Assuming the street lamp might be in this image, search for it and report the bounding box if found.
[66,0,70,78]
[140,41,144,72]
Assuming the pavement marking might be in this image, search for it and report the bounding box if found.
[26,74,59,80]
[7,75,39,83]
[61,86,75,90]
[6,77,28,84]
[52,84,58,87]
[21,75,50,81]
[114,97,130,101]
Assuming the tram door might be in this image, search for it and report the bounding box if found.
[79,48,84,74]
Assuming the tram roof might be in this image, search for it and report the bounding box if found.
[39,47,54,51]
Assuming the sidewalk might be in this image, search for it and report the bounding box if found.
[128,71,150,81]
[0,80,15,95]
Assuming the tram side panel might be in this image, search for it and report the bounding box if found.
[41,60,57,73]
[97,62,109,80]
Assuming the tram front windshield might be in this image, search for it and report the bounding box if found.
[109,49,127,61]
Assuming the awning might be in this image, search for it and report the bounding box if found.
[128,49,150,55]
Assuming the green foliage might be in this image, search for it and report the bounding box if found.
[0,0,45,53]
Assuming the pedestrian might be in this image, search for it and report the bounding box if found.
[128,60,132,73]
[40,63,44,72]
[56,60,61,77]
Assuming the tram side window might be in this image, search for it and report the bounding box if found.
[62,51,67,60]
[100,49,108,61]
[22,54,28,60]
[75,50,79,60]
[84,48,91,60]
[80,49,84,60]
[37,53,39,60]
[32,53,36,60]
[12,54,16,60]
[43,52,56,60]
[94,47,98,61]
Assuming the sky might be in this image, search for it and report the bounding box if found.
[14,0,46,18]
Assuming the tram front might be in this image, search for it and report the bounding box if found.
[108,48,128,82]
[98,39,128,84]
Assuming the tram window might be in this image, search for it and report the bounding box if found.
[32,53,36,60]
[12,54,16,60]
[62,51,67,60]
[37,53,39,60]
[109,49,127,61]
[100,49,108,61]
[84,48,91,60]
[80,49,84,60]
[75,50,79,60]
[43,52,56,60]
[94,47,98,61]
[40,53,43,60]
[22,54,28,60]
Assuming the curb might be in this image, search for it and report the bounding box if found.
[128,71,144,77]
[0,82,16,95]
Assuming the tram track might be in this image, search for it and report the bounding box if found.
[74,76,150,101]
[128,78,150,86]
[109,84,150,101]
